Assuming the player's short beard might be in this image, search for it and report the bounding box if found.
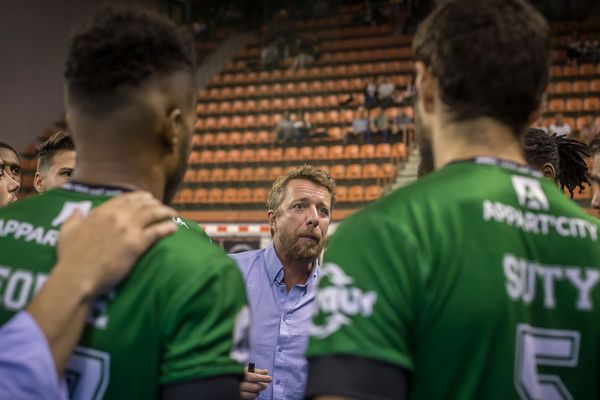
[280,229,324,263]
[164,137,191,205]
[414,96,435,178]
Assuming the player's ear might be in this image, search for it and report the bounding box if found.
[33,171,45,193]
[542,163,556,180]
[414,61,436,115]
[268,209,278,234]
[163,107,182,155]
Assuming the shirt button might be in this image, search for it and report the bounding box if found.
[276,379,281,385]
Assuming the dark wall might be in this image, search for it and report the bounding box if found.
[0,0,160,152]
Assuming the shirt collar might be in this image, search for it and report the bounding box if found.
[264,242,321,287]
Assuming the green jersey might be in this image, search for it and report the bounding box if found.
[0,184,249,399]
[307,158,600,399]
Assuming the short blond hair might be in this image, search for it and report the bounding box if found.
[267,165,336,234]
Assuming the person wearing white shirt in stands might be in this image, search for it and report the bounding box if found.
[549,113,572,137]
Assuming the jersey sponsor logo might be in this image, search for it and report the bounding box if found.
[503,253,600,311]
[230,305,251,364]
[511,176,549,211]
[52,201,93,227]
[483,200,598,240]
[0,265,47,311]
[0,219,59,246]
[309,263,377,338]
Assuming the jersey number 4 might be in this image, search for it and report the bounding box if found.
[515,324,580,400]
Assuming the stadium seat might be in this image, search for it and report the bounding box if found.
[252,187,268,203]
[255,148,270,162]
[591,80,600,93]
[365,185,382,201]
[566,98,582,112]
[269,167,284,180]
[184,169,196,183]
[188,151,201,165]
[579,64,596,76]
[177,188,193,204]
[314,145,329,160]
[241,148,255,163]
[240,167,254,182]
[344,144,360,159]
[563,65,578,76]
[298,146,313,160]
[376,143,392,159]
[225,168,240,182]
[197,169,210,183]
[573,80,590,93]
[547,99,565,112]
[361,144,376,159]
[238,188,252,203]
[348,185,365,202]
[335,186,348,202]
[378,163,396,179]
[256,131,272,144]
[214,149,228,163]
[210,168,225,182]
[208,188,223,203]
[584,97,600,111]
[328,145,344,160]
[330,164,346,180]
[254,167,268,182]
[228,149,242,163]
[223,188,238,203]
[270,148,283,162]
[215,132,229,146]
[199,150,214,164]
[392,143,408,160]
[346,164,362,179]
[363,163,378,178]
[194,188,208,203]
[230,131,243,145]
[555,81,572,94]
[284,147,299,161]
[242,131,257,144]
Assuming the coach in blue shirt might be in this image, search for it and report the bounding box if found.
[230,165,336,400]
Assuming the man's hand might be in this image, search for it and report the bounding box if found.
[240,368,272,399]
[54,191,177,298]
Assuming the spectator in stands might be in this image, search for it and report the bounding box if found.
[261,42,280,70]
[294,111,312,145]
[370,107,391,142]
[0,142,21,187]
[533,115,548,133]
[364,77,379,109]
[391,107,413,143]
[566,31,582,66]
[549,113,571,137]
[0,162,20,206]
[347,106,370,144]
[580,115,600,144]
[275,111,296,146]
[589,135,600,210]
[34,131,76,193]
[291,36,317,71]
[230,165,335,400]
[524,128,590,198]
[377,76,396,108]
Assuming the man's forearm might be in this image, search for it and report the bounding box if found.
[26,262,95,376]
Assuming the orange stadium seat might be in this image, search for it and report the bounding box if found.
[579,64,596,76]
[178,188,193,204]
[214,149,228,163]
[197,169,210,182]
[192,134,203,147]
[361,144,376,159]
[555,81,572,94]
[376,143,392,159]
[591,79,600,93]
[365,185,382,201]
[254,167,268,182]
[566,98,582,112]
[313,145,328,160]
[284,147,299,161]
[230,131,243,145]
[199,150,214,164]
[348,185,365,202]
[210,168,225,182]
[194,188,208,203]
[228,149,242,163]
[269,166,283,181]
[242,131,257,144]
[298,146,313,160]
[346,164,362,179]
[573,80,590,93]
[335,186,348,202]
[215,132,229,146]
[270,148,283,162]
[240,167,254,182]
[223,188,238,203]
[238,188,253,203]
[184,169,196,183]
[363,164,378,178]
[548,99,565,112]
[241,148,256,163]
[584,97,600,111]
[225,168,240,182]
[393,143,408,160]
[252,187,268,203]
[202,133,216,146]
[188,151,201,165]
[344,145,361,159]
[549,65,562,78]
[328,145,344,160]
[563,65,578,77]
[330,164,346,180]
[378,163,396,179]
[208,188,223,203]
[255,148,270,162]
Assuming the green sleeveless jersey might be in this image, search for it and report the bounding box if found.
[308,158,600,399]
[0,184,249,399]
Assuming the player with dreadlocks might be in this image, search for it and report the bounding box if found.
[524,128,590,198]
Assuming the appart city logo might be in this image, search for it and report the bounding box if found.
[309,263,377,338]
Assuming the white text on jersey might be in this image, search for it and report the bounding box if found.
[0,219,59,246]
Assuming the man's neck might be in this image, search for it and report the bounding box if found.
[273,242,315,292]
[72,159,165,201]
[432,117,526,169]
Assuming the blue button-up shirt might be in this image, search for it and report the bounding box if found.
[230,243,319,400]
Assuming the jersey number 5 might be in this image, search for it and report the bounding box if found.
[515,324,580,400]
